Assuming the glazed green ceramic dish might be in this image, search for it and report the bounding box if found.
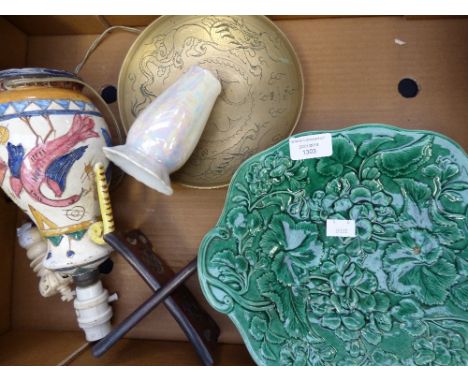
[198,124,468,365]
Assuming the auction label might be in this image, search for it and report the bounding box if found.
[326,219,356,237]
[289,133,333,160]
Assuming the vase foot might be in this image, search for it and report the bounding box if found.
[103,145,173,195]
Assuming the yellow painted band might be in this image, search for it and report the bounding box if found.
[40,220,97,237]
[0,86,90,104]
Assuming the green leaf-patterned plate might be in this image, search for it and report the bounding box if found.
[198,124,468,365]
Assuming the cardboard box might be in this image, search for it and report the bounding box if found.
[0,15,467,365]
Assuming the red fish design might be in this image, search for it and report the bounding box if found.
[3,114,99,207]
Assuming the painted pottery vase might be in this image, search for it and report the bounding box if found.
[198,124,468,365]
[0,68,112,273]
[104,65,221,195]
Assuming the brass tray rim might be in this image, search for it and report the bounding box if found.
[117,15,305,190]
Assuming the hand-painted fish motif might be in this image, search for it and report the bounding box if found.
[5,114,99,207]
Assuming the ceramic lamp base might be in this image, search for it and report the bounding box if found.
[103,146,173,195]
[42,234,111,272]
[73,270,117,342]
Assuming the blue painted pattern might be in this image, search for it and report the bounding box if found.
[0,99,102,122]
[6,142,24,178]
[101,127,113,147]
[45,145,88,193]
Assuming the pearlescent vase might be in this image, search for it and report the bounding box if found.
[0,68,112,272]
[104,65,221,195]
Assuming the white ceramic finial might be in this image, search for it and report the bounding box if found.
[17,223,74,302]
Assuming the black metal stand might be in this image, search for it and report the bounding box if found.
[92,230,220,365]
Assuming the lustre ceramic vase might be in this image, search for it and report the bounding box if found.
[198,125,468,365]
[103,65,221,195]
[0,68,112,273]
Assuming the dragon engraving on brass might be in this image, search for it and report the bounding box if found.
[119,16,303,188]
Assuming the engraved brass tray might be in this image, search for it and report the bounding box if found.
[118,16,304,188]
[198,124,468,365]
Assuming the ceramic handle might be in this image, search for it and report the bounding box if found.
[94,162,115,236]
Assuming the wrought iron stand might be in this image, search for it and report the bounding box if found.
[92,230,220,365]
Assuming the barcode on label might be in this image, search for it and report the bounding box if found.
[289,133,333,160]
[326,219,356,237]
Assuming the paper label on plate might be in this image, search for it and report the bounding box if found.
[326,219,356,237]
[289,133,333,160]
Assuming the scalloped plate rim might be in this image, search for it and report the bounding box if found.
[204,123,467,230]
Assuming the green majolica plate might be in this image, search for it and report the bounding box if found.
[198,124,468,365]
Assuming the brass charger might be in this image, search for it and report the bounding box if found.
[118,15,304,188]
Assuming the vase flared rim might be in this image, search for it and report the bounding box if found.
[0,67,81,82]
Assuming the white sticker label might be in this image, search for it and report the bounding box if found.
[289,133,333,160]
[326,219,356,237]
